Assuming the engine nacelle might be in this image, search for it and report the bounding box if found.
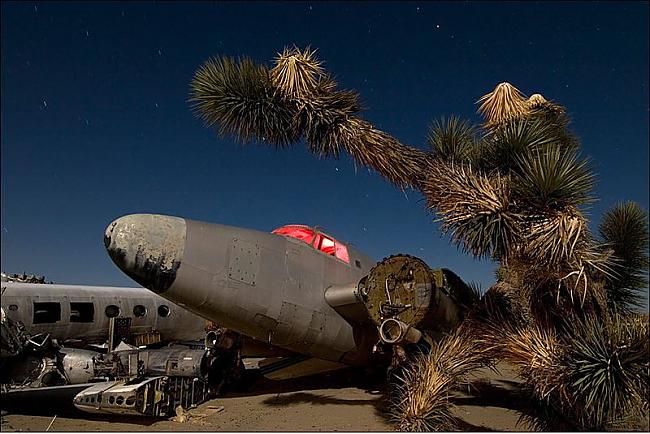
[358,255,475,345]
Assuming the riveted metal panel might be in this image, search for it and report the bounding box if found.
[273,302,312,346]
[228,238,260,285]
[303,311,326,349]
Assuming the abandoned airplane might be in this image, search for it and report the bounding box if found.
[104,214,477,378]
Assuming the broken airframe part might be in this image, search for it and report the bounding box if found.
[73,376,208,417]
[378,318,422,344]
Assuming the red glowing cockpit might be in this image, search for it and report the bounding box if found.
[272,225,350,264]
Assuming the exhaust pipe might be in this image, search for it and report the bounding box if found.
[378,318,422,345]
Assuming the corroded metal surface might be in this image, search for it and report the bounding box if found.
[104,214,186,293]
[359,255,470,335]
[73,376,208,417]
[360,255,435,328]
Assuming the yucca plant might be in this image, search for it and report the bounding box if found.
[189,46,649,431]
[482,314,649,430]
[598,202,650,314]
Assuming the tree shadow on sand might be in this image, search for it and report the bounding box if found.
[261,391,392,425]
[450,378,551,431]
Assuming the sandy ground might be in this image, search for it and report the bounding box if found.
[0,361,540,432]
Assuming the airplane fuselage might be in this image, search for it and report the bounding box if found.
[105,215,379,365]
[1,282,207,344]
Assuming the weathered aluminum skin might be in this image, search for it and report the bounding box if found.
[105,214,378,365]
[60,348,99,384]
[73,376,208,416]
[0,282,207,344]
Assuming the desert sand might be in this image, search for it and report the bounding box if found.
[0,361,539,432]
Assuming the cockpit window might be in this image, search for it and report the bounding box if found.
[271,225,316,245]
[273,225,349,264]
[314,234,336,255]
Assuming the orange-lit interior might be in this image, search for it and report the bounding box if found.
[272,225,350,264]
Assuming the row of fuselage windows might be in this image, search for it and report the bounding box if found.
[28,302,172,324]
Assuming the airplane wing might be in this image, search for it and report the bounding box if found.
[257,355,347,380]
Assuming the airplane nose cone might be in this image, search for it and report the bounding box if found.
[104,214,186,293]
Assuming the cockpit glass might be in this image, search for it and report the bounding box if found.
[272,225,350,264]
[271,225,315,245]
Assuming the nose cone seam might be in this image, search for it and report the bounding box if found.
[104,214,186,293]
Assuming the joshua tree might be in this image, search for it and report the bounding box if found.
[189,47,649,430]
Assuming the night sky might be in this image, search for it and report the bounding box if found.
[1,2,648,306]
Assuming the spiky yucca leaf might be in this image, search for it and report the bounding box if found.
[311,116,430,188]
[422,162,522,260]
[513,147,594,208]
[191,48,429,189]
[393,358,456,432]
[299,76,363,157]
[481,320,565,401]
[189,56,300,145]
[392,326,493,431]
[563,314,649,429]
[477,82,529,127]
[426,116,478,163]
[270,46,324,99]
[599,202,650,313]
[481,117,568,172]
[484,314,649,430]
[524,208,588,267]
[526,94,572,128]
[526,93,548,108]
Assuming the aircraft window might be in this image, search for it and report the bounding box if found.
[272,225,315,245]
[116,396,125,405]
[273,225,350,264]
[9,304,18,311]
[105,305,120,318]
[108,396,115,404]
[355,259,362,268]
[336,243,350,264]
[313,234,350,264]
[317,236,336,255]
[133,305,147,318]
[158,305,171,317]
[70,302,94,323]
[125,396,136,406]
[33,302,61,324]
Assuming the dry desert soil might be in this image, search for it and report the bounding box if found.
[0,361,542,432]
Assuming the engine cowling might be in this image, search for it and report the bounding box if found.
[358,255,475,345]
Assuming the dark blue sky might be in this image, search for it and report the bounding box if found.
[2,1,648,305]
